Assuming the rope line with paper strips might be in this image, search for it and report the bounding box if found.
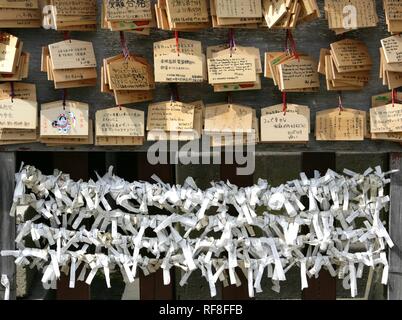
[1,165,396,298]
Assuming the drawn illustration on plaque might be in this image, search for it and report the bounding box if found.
[51,112,76,134]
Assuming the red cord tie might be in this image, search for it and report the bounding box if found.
[9,82,15,102]
[169,83,179,102]
[285,30,299,61]
[338,91,344,114]
[119,31,130,59]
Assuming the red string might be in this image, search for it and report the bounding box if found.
[119,31,130,59]
[62,89,67,110]
[227,92,232,106]
[282,91,287,115]
[10,81,15,102]
[63,31,70,41]
[228,28,236,56]
[175,31,180,56]
[169,83,179,102]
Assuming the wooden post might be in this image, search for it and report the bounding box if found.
[0,152,16,300]
[53,153,91,300]
[301,152,337,300]
[389,153,402,300]
[220,154,254,300]
[136,152,175,300]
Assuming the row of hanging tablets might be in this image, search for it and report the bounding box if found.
[1,82,401,146]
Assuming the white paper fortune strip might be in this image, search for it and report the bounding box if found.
[1,165,396,298]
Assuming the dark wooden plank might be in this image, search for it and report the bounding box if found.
[220,154,254,300]
[136,153,175,300]
[389,153,402,300]
[53,153,91,300]
[0,152,16,300]
[301,152,337,300]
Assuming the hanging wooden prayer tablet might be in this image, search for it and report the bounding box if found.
[261,0,320,29]
[95,106,145,145]
[264,52,319,92]
[203,103,254,146]
[155,0,210,31]
[102,54,154,105]
[370,92,402,142]
[0,32,29,80]
[370,103,402,134]
[379,35,402,90]
[383,0,402,34]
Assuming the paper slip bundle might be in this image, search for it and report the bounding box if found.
[101,54,154,105]
[370,91,402,142]
[264,52,319,92]
[102,0,154,34]
[318,39,372,91]
[0,0,41,28]
[41,40,97,89]
[379,35,402,90]
[260,104,310,143]
[154,38,206,83]
[261,0,320,29]
[147,100,203,141]
[41,120,94,146]
[42,0,97,31]
[0,82,38,145]
[316,107,366,141]
[0,33,30,81]
[203,103,256,146]
[323,0,378,34]
[95,106,144,146]
[210,0,262,29]
[207,44,262,92]
[155,0,211,31]
[383,0,402,34]
[40,100,90,147]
